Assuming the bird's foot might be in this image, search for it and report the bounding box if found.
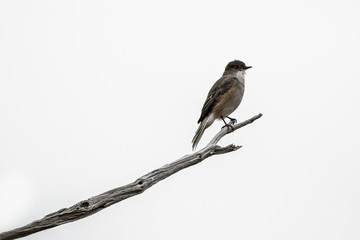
[221,116,235,131]
[222,123,235,131]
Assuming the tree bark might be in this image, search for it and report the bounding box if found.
[0,113,262,240]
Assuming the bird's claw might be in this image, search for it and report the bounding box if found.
[229,119,237,125]
[222,123,235,131]
[227,117,237,125]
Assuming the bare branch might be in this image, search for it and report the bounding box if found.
[0,113,262,240]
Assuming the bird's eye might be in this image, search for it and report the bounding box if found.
[234,65,239,69]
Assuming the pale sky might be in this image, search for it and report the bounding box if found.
[1,0,360,239]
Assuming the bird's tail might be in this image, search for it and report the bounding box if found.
[192,116,211,151]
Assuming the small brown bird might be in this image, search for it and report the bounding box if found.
[192,60,252,150]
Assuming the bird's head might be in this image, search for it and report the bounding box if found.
[224,60,252,73]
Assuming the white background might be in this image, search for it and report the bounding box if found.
[1,0,360,239]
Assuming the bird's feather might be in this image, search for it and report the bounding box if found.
[197,75,237,123]
[192,113,214,150]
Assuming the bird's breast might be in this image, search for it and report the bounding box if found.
[212,81,244,119]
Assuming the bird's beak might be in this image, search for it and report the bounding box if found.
[244,66,252,70]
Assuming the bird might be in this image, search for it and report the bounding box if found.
[192,60,252,150]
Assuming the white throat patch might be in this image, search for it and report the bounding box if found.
[235,70,245,84]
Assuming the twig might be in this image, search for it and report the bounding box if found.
[0,113,262,240]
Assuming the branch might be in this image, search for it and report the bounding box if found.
[0,113,263,240]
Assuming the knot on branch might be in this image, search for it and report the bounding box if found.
[135,178,147,190]
[80,200,90,208]
[74,200,90,211]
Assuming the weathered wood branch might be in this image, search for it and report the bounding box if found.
[0,113,263,240]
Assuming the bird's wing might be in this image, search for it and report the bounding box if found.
[197,75,236,123]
